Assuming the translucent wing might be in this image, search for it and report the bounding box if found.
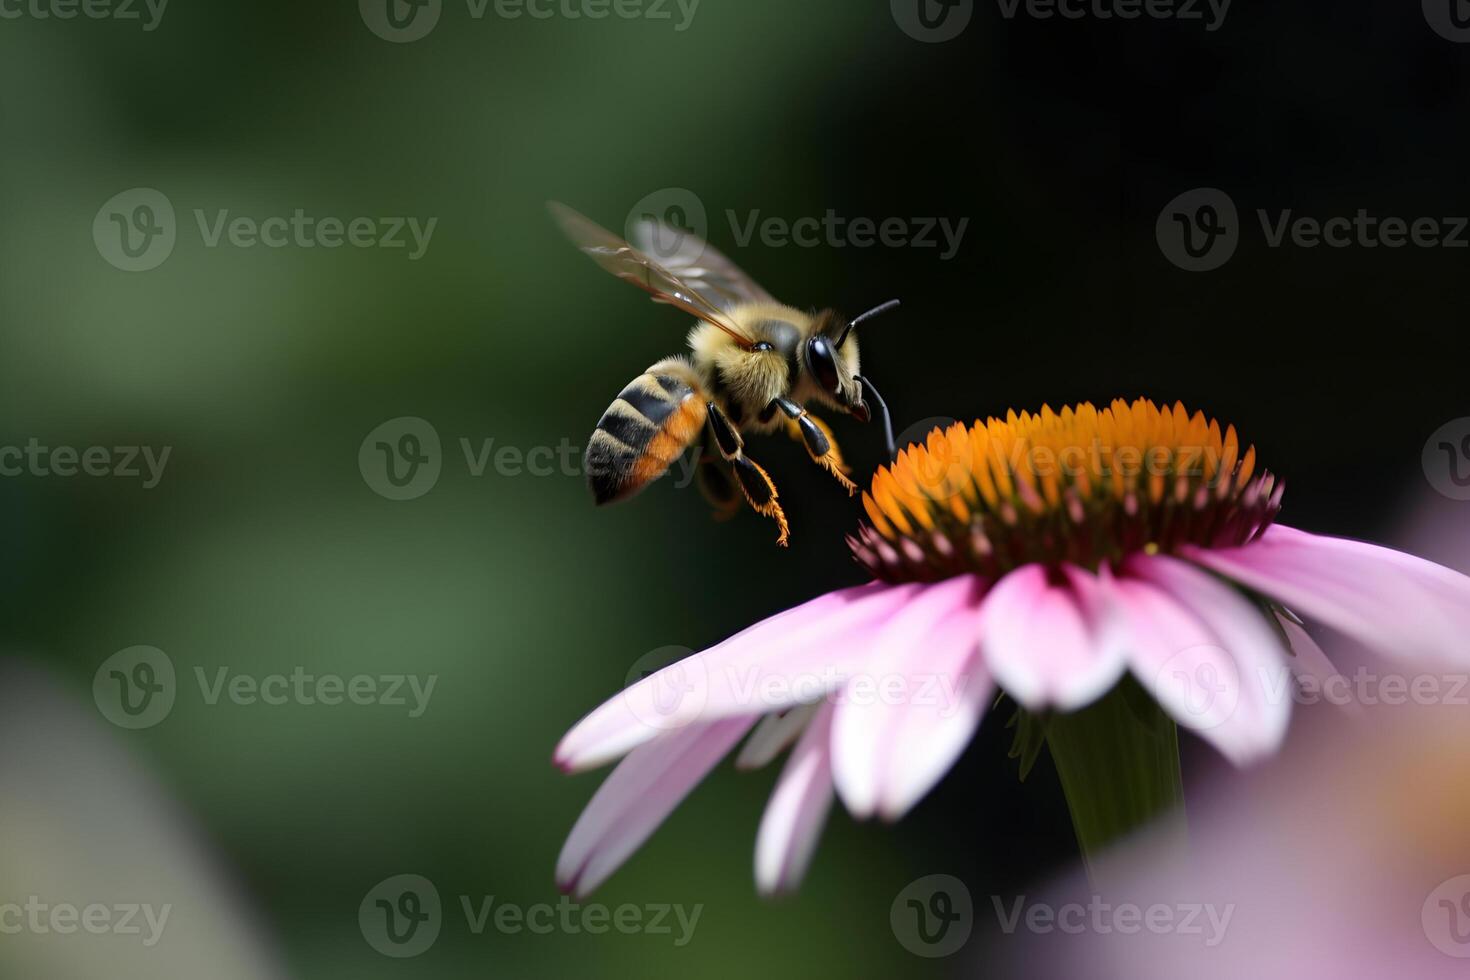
[549,201,755,348]
[629,213,776,311]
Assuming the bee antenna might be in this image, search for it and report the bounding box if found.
[855,374,896,461]
[836,299,901,349]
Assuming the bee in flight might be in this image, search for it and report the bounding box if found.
[550,202,898,547]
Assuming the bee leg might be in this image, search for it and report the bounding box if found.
[708,401,790,547]
[772,398,857,496]
[695,431,742,522]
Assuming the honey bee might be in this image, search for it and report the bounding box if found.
[550,202,898,547]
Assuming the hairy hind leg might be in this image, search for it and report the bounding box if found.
[707,401,790,547]
[773,398,857,496]
[695,430,742,523]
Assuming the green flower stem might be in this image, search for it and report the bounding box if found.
[1044,679,1187,885]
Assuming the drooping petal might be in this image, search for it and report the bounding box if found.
[555,582,919,772]
[830,574,991,819]
[1105,563,1287,765]
[1182,525,1470,667]
[1126,554,1292,760]
[1274,612,1358,715]
[754,701,836,896]
[976,564,1127,711]
[874,622,993,821]
[556,716,754,897]
[736,703,818,771]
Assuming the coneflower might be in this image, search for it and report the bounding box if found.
[555,399,1470,896]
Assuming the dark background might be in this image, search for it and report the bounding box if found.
[0,0,1466,975]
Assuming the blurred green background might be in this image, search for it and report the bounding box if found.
[1,0,1467,976]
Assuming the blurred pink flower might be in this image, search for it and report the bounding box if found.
[554,401,1470,896]
[984,706,1470,978]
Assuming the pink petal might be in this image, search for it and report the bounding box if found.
[1109,558,1291,765]
[754,701,836,896]
[875,623,993,821]
[829,574,991,819]
[736,703,818,771]
[1182,525,1470,667]
[976,564,1128,711]
[556,716,754,897]
[1275,613,1359,715]
[555,582,920,772]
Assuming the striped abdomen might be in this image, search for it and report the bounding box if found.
[586,359,708,505]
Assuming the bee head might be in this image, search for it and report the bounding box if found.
[802,331,848,401]
[804,299,900,421]
[801,300,900,459]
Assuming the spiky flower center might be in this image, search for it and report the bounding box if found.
[851,399,1282,584]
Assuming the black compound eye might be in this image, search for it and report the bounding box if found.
[805,335,841,393]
